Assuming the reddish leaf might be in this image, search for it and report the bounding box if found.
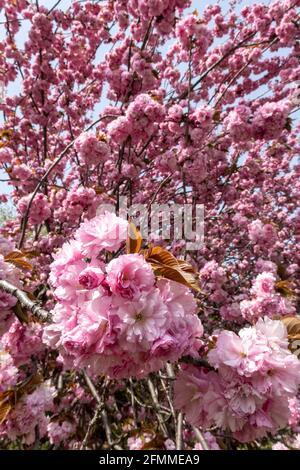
[142,246,201,292]
[282,316,300,341]
[126,222,142,254]
[4,250,33,271]
[0,373,43,424]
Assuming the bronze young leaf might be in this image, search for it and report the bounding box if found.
[275,280,295,298]
[126,222,142,254]
[4,250,33,271]
[142,246,201,292]
[0,372,43,424]
[282,316,300,341]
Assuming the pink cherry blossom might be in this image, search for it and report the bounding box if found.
[78,267,105,290]
[75,211,128,257]
[175,318,300,442]
[17,193,51,225]
[106,253,155,300]
[0,0,299,450]
[74,131,110,165]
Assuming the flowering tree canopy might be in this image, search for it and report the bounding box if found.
[0,0,299,451]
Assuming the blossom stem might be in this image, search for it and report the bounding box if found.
[176,412,184,450]
[192,426,209,451]
[147,377,169,438]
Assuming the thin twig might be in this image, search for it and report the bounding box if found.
[176,412,183,450]
[159,372,176,421]
[192,426,209,450]
[81,371,107,449]
[147,175,172,210]
[101,408,113,447]
[214,36,279,108]
[82,369,102,403]
[81,403,104,450]
[48,0,63,15]
[141,17,154,51]
[82,371,122,449]
[147,377,169,438]
[177,32,257,100]
[129,378,137,424]
[165,364,182,449]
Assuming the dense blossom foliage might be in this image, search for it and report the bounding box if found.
[43,212,203,378]
[0,0,299,451]
[174,318,300,442]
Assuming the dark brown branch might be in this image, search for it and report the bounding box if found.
[147,175,172,210]
[180,356,212,369]
[81,403,105,450]
[141,17,154,51]
[213,36,279,109]
[48,0,63,15]
[82,370,122,450]
[177,32,257,101]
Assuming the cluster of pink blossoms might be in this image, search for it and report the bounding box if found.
[47,420,76,446]
[0,147,14,164]
[43,211,203,378]
[176,14,212,56]
[125,0,190,35]
[52,186,97,224]
[0,0,299,450]
[224,100,291,142]
[248,219,278,248]
[0,238,46,366]
[1,321,44,367]
[0,245,20,325]
[107,94,165,144]
[200,260,227,304]
[74,132,110,165]
[0,381,55,445]
[0,350,18,392]
[127,433,175,451]
[240,272,295,322]
[17,192,51,226]
[174,317,300,442]
[0,235,54,445]
[273,436,300,450]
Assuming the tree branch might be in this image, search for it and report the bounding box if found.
[192,425,209,450]
[0,280,52,322]
[180,356,212,369]
[176,32,257,101]
[147,377,169,438]
[176,412,184,450]
[82,370,122,450]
